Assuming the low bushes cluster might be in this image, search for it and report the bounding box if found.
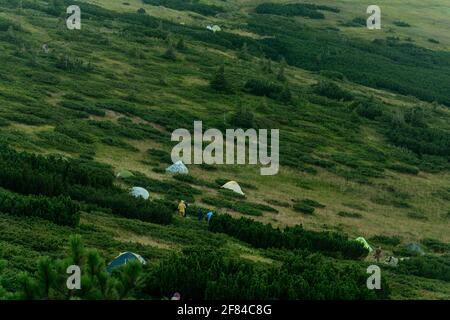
[142,247,381,300]
[0,191,79,227]
[209,214,368,259]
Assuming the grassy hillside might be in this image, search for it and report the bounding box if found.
[0,0,449,299]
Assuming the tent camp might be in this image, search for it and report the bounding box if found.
[405,243,425,255]
[221,181,244,196]
[130,187,150,200]
[106,252,146,273]
[166,161,189,174]
[355,237,373,253]
[116,170,134,179]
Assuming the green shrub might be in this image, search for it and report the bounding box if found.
[421,238,450,253]
[353,99,383,120]
[313,81,354,101]
[147,148,172,164]
[68,185,173,225]
[202,197,263,216]
[293,202,315,214]
[396,255,450,282]
[142,0,224,16]
[101,137,139,151]
[386,123,450,157]
[320,70,345,80]
[297,199,326,208]
[59,101,105,117]
[229,107,255,129]
[387,164,419,175]
[407,211,428,221]
[265,199,290,208]
[342,17,366,27]
[209,214,369,259]
[393,21,411,27]
[369,235,401,246]
[173,174,216,188]
[337,211,362,219]
[142,247,382,300]
[255,3,339,19]
[210,66,232,93]
[0,191,79,227]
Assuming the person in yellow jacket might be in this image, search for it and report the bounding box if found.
[178,200,187,218]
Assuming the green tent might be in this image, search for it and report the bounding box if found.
[211,25,222,33]
[116,170,134,179]
[355,237,373,253]
[106,252,146,273]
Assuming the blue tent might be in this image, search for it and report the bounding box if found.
[106,252,146,273]
[166,161,189,174]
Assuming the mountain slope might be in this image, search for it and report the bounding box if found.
[0,0,449,299]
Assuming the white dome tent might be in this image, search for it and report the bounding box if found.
[221,181,245,196]
[130,187,150,200]
[166,160,189,174]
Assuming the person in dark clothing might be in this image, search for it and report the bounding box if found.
[198,208,203,221]
[374,247,382,263]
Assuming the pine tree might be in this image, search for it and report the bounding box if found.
[210,65,232,93]
[116,261,143,299]
[266,58,273,73]
[279,84,292,104]
[163,43,177,61]
[230,103,255,129]
[69,235,85,266]
[277,58,287,82]
[176,38,186,51]
[238,42,249,60]
[36,256,57,299]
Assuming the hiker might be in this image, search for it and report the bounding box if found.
[178,200,187,218]
[374,246,382,263]
[206,211,214,224]
[185,201,189,217]
[198,208,203,221]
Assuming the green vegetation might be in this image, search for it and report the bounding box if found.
[209,214,368,259]
[142,0,224,16]
[337,211,363,219]
[143,247,385,300]
[255,3,339,19]
[0,0,449,300]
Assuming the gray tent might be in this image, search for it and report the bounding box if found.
[130,187,150,200]
[405,243,425,255]
[166,161,189,174]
